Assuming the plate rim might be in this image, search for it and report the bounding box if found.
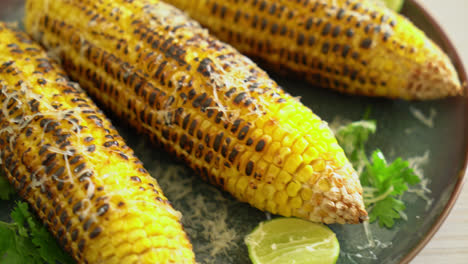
[400,0,468,263]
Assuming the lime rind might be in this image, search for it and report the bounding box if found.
[245,218,340,264]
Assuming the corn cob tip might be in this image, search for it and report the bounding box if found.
[307,163,368,225]
[25,0,368,225]
[164,0,463,100]
[405,54,463,100]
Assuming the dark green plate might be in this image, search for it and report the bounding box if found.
[0,1,466,263]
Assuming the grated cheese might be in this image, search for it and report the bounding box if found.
[145,158,239,263]
[409,107,437,128]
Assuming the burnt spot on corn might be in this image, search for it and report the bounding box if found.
[157,0,462,100]
[197,58,214,77]
[2,19,196,262]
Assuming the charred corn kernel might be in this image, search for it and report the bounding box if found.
[256,160,269,175]
[165,0,463,100]
[273,147,291,166]
[264,163,280,183]
[0,23,194,264]
[26,0,367,224]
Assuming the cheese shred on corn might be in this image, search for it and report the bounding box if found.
[0,23,195,264]
[165,0,463,100]
[26,0,368,224]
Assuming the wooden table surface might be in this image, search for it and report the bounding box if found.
[412,1,468,263]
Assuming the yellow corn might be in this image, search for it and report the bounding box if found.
[164,0,463,100]
[25,0,368,224]
[0,23,195,264]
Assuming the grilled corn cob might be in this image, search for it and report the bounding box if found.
[25,0,368,224]
[0,23,195,264]
[164,0,463,100]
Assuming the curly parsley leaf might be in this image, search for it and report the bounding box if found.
[336,120,421,228]
[335,120,376,171]
[368,196,406,228]
[0,176,15,200]
[362,150,420,227]
[0,201,75,264]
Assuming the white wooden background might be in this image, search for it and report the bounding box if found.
[412,1,468,263]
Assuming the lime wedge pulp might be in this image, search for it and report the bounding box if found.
[244,218,340,264]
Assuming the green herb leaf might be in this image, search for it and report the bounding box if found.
[335,120,376,170]
[0,202,75,264]
[362,150,419,227]
[368,196,405,228]
[336,120,421,228]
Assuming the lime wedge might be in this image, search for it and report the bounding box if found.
[244,218,340,264]
[379,0,405,12]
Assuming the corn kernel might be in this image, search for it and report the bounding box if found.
[282,134,296,147]
[265,163,280,183]
[302,146,319,164]
[263,119,277,135]
[272,126,289,143]
[262,184,276,200]
[245,182,256,200]
[273,147,291,167]
[274,190,288,206]
[235,176,250,199]
[290,196,303,209]
[300,187,313,201]
[277,203,292,217]
[249,128,263,142]
[253,183,266,208]
[256,160,269,175]
[275,170,292,190]
[284,154,303,174]
[335,151,348,167]
[286,181,302,197]
[296,165,313,183]
[292,136,309,154]
[318,178,331,192]
[115,242,133,258]
[263,141,281,163]
[312,159,326,172]
[266,200,277,214]
[121,254,139,263]
[226,175,238,193]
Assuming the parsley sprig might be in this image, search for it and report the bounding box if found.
[336,120,421,228]
[0,198,75,264]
